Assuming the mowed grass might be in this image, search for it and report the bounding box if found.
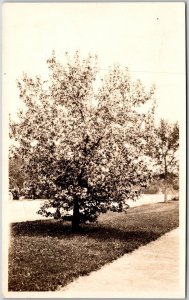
[9,201,179,291]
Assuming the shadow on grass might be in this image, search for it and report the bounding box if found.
[9,202,178,292]
[10,219,161,245]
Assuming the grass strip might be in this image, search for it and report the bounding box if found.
[9,201,179,291]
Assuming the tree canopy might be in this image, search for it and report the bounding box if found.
[10,51,156,230]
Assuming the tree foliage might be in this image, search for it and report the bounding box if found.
[10,51,156,230]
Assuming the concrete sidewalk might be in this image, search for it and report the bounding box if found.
[59,228,184,298]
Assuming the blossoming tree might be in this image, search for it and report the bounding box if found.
[10,51,156,230]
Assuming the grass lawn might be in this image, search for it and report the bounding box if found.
[9,201,179,291]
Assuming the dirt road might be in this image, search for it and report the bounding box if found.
[7,194,172,223]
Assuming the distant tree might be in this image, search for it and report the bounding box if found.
[146,119,179,201]
[10,51,156,231]
[9,156,25,190]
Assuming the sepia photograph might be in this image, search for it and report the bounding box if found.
[2,2,186,298]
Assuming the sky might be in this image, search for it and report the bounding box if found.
[3,2,186,123]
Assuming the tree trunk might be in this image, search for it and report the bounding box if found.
[164,187,168,202]
[72,199,80,232]
[164,157,168,202]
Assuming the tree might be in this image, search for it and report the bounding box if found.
[9,154,28,199]
[10,51,156,231]
[146,119,179,201]
[9,156,24,190]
